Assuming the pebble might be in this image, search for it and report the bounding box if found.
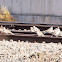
[0,40,62,62]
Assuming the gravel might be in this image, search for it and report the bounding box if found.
[0,40,62,62]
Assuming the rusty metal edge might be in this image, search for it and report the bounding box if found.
[0,34,62,43]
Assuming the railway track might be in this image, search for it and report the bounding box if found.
[0,22,62,43]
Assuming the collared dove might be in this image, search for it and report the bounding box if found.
[36,30,44,36]
[58,31,62,37]
[0,26,14,35]
[30,27,35,32]
[33,26,44,36]
[42,26,54,34]
[33,26,40,32]
[52,27,60,37]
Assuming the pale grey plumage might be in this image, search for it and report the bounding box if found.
[42,26,54,34]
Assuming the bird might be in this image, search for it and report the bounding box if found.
[36,29,44,37]
[58,31,62,37]
[3,28,14,35]
[0,26,14,35]
[42,26,54,34]
[30,27,35,32]
[52,27,60,37]
[36,30,44,36]
[0,25,4,32]
[33,26,44,36]
[33,26,40,32]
